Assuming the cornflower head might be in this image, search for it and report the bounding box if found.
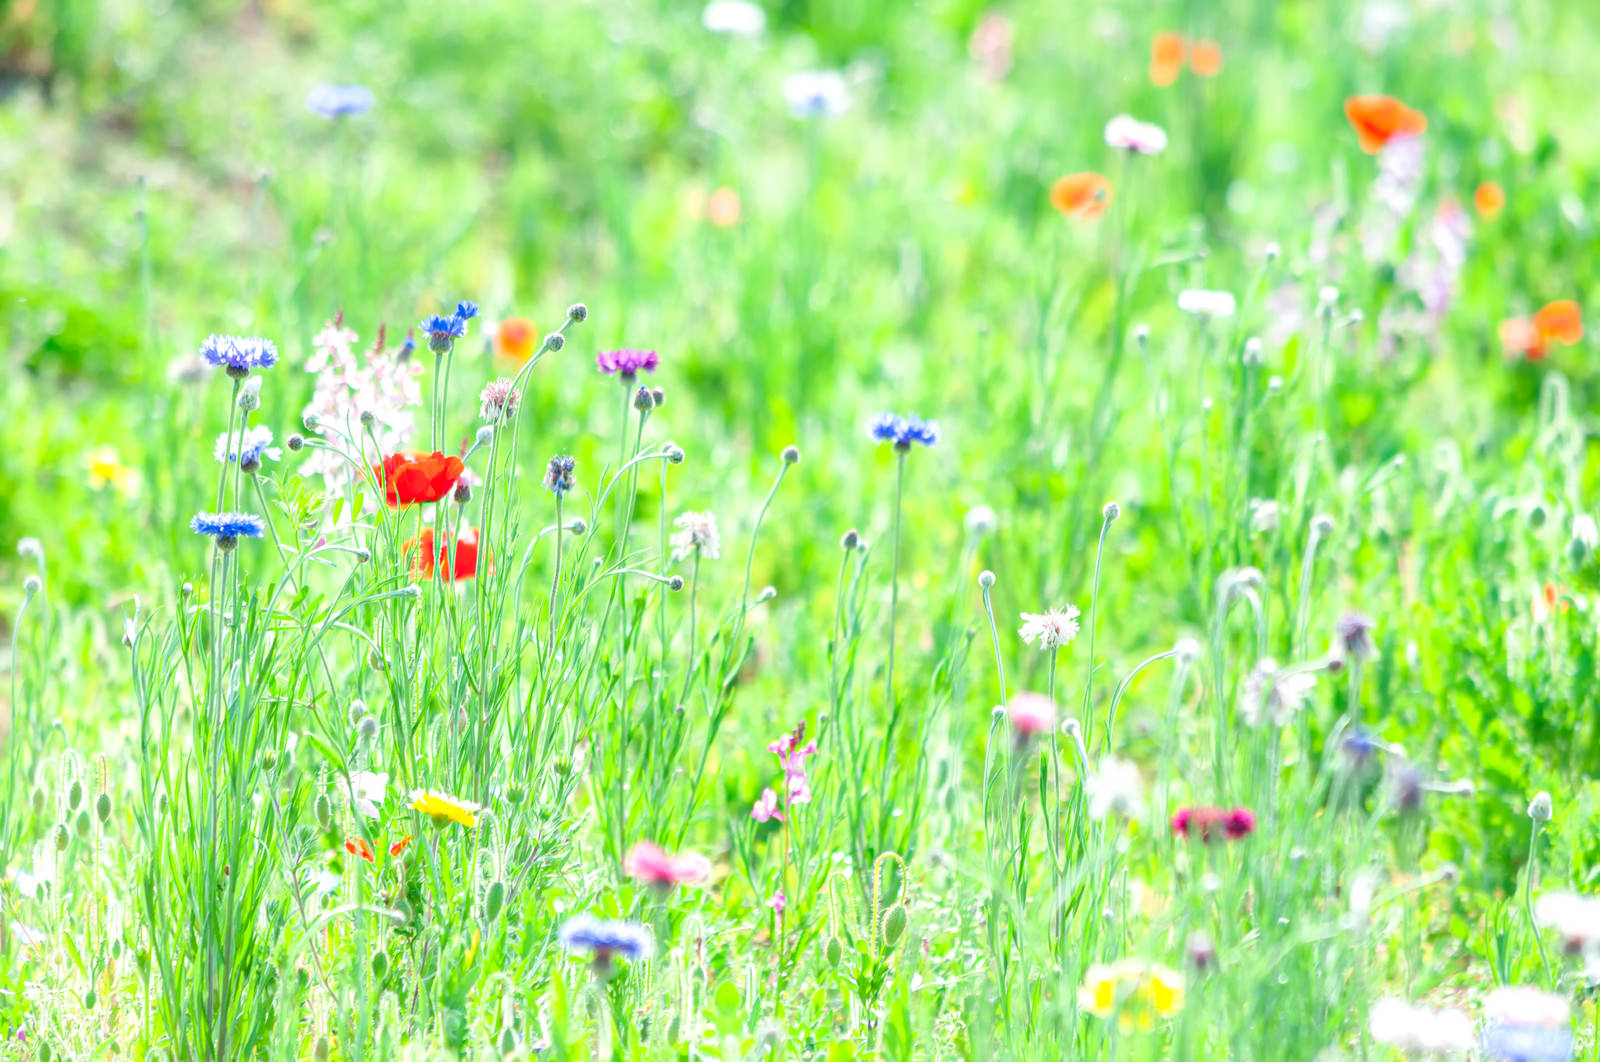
[421,313,468,355]
[1170,806,1257,842]
[869,412,939,451]
[1019,606,1080,650]
[200,334,279,379]
[670,510,721,562]
[190,511,266,551]
[558,914,654,968]
[306,84,374,118]
[544,455,577,499]
[1004,692,1057,739]
[782,70,851,118]
[1533,891,1600,956]
[596,349,659,379]
[478,377,521,421]
[1367,997,1475,1056]
[213,426,282,469]
[1482,987,1575,1062]
[623,841,712,889]
[1330,612,1378,668]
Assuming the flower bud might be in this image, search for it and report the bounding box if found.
[483,879,507,923]
[238,378,262,411]
[23,575,41,598]
[359,410,375,429]
[314,793,333,831]
[1102,501,1120,521]
[824,936,843,967]
[453,480,473,504]
[840,528,860,550]
[545,333,565,352]
[1529,791,1553,823]
[633,387,655,412]
[781,445,801,465]
[287,433,305,452]
[566,302,588,323]
[668,575,686,592]
[371,950,390,980]
[475,424,495,448]
[649,387,666,407]
[95,792,112,824]
[978,570,996,589]
[68,779,83,810]
[882,903,908,947]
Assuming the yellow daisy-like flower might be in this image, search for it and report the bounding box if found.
[1079,958,1185,1031]
[85,446,141,498]
[408,789,480,828]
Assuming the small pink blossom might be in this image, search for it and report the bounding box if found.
[623,841,713,888]
[768,889,787,918]
[1006,692,1058,737]
[751,787,783,823]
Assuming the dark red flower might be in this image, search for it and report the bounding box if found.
[1171,806,1257,843]
[375,451,465,507]
[407,527,485,582]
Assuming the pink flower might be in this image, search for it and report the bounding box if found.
[768,889,787,918]
[786,773,813,805]
[623,841,713,888]
[1006,692,1058,737]
[751,787,783,823]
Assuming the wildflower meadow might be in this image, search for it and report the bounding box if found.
[4,0,1600,1058]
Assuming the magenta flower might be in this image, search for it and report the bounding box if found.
[751,787,783,823]
[624,841,712,888]
[768,889,787,918]
[1006,692,1058,737]
[596,349,660,377]
[1170,806,1257,842]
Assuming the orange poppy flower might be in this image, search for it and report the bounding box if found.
[345,837,376,864]
[1343,95,1427,154]
[1500,301,1583,361]
[375,451,465,507]
[1189,39,1223,77]
[1474,181,1505,220]
[494,317,537,361]
[408,527,486,582]
[388,836,413,858]
[1050,172,1112,219]
[1149,31,1185,86]
[707,186,741,227]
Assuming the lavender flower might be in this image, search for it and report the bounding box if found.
[596,349,660,378]
[869,413,939,451]
[558,914,654,962]
[479,378,521,421]
[543,455,576,499]
[306,84,374,118]
[190,511,267,551]
[200,335,279,378]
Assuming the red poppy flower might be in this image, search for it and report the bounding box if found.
[345,837,376,864]
[388,836,412,858]
[1050,172,1112,220]
[1474,181,1505,220]
[408,527,486,582]
[375,451,464,507]
[1501,300,1583,361]
[1343,95,1427,154]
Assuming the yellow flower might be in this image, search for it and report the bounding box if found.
[408,789,480,828]
[85,446,140,498]
[1079,958,1185,1031]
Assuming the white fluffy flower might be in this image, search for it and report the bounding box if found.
[783,71,851,119]
[1085,756,1145,820]
[213,425,282,465]
[1248,498,1280,534]
[1238,658,1317,726]
[1177,289,1238,319]
[702,0,765,36]
[1368,997,1474,1055]
[347,771,388,819]
[670,510,722,562]
[1483,986,1570,1027]
[1103,114,1167,155]
[963,504,998,536]
[1019,607,1081,650]
[1534,890,1600,946]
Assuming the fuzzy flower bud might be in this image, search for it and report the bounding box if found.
[1529,791,1553,823]
[566,303,588,323]
[544,332,565,352]
[238,378,263,411]
[978,570,996,589]
[1102,501,1120,521]
[840,528,860,550]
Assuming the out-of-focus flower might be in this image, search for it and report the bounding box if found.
[306,84,374,118]
[1476,181,1506,220]
[1104,115,1168,155]
[344,837,376,864]
[1149,31,1185,86]
[670,511,722,562]
[624,841,712,888]
[1079,959,1185,1031]
[783,71,851,119]
[1019,607,1081,650]
[349,771,387,818]
[1482,987,1574,1062]
[596,349,660,378]
[702,0,765,36]
[1534,891,1600,952]
[544,455,577,499]
[1367,997,1475,1056]
[1005,692,1057,738]
[1238,658,1317,727]
[407,527,485,582]
[494,317,538,361]
[479,377,521,421]
[558,915,654,963]
[86,446,141,497]
[1050,173,1112,219]
[214,426,282,467]
[1177,289,1237,319]
[1189,39,1223,77]
[968,12,1015,80]
[869,412,939,450]
[1086,757,1146,820]
[301,316,424,504]
[751,786,783,823]
[1170,806,1257,842]
[1344,95,1427,154]
[1501,301,1583,361]
[707,186,741,226]
[1249,498,1280,534]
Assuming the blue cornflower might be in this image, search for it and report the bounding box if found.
[399,331,416,359]
[869,412,940,451]
[454,300,479,321]
[543,455,577,499]
[306,84,375,119]
[200,334,280,379]
[558,914,654,963]
[1483,1022,1575,1062]
[190,511,267,551]
[421,313,468,355]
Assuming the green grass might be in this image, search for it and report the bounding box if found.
[4,0,1600,1058]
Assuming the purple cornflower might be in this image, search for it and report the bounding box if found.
[190,511,267,551]
[543,455,576,499]
[596,349,659,378]
[558,914,654,964]
[478,377,521,421]
[306,84,374,118]
[421,313,468,355]
[200,335,279,379]
[869,412,939,451]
